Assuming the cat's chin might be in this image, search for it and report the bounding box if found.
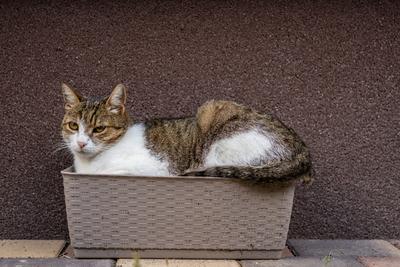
[72,150,100,159]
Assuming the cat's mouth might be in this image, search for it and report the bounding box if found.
[74,147,101,158]
[74,147,93,156]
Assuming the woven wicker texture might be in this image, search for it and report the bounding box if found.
[63,169,294,251]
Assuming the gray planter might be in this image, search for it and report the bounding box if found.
[62,167,295,259]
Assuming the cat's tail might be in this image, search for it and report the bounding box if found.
[181,148,314,184]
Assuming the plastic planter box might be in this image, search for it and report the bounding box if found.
[62,167,295,259]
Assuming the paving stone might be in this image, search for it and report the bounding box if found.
[116,259,240,267]
[282,246,294,258]
[0,240,66,258]
[288,239,400,257]
[241,257,364,267]
[359,257,400,267]
[388,240,400,250]
[0,259,115,267]
[59,245,74,258]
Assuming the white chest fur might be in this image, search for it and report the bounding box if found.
[74,123,171,176]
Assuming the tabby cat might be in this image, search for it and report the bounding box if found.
[61,83,313,183]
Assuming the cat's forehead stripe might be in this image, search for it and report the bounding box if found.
[80,100,104,125]
[88,102,101,125]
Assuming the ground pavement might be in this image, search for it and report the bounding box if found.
[1,239,400,267]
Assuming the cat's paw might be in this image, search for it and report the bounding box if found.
[96,169,131,175]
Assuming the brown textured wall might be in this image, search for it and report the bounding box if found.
[0,0,399,239]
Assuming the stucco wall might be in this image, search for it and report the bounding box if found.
[0,0,399,239]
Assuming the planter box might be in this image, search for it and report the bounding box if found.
[62,167,295,259]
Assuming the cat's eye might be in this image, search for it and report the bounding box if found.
[93,126,106,133]
[68,122,78,131]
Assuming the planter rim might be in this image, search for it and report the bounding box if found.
[61,166,281,182]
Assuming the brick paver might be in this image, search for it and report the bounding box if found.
[116,259,240,267]
[359,257,400,267]
[0,240,65,258]
[388,240,400,250]
[0,259,115,267]
[289,239,400,257]
[241,257,364,267]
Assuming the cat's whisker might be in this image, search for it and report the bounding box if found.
[54,145,68,152]
[52,143,70,155]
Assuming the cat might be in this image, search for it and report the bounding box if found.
[61,83,313,184]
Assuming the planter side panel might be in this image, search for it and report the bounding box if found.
[63,174,294,251]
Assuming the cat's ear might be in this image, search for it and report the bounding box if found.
[61,83,83,110]
[106,84,126,114]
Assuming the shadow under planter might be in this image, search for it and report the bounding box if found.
[61,167,295,259]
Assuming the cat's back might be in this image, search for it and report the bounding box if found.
[144,116,200,173]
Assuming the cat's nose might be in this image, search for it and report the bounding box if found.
[77,141,87,149]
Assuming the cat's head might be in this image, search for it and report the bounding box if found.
[61,83,130,158]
